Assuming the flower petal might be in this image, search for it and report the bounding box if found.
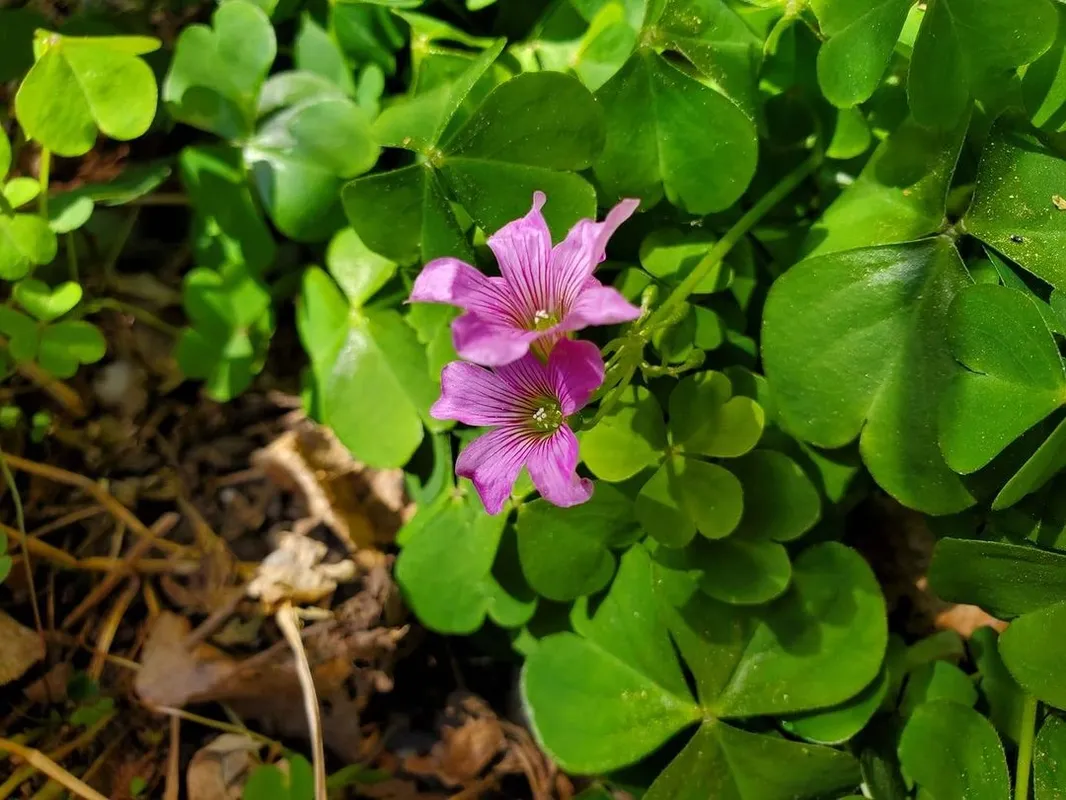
[547,338,605,414]
[409,257,520,320]
[527,426,593,509]
[559,278,642,332]
[431,361,525,426]
[452,311,540,367]
[487,192,553,319]
[456,427,533,515]
[551,198,640,307]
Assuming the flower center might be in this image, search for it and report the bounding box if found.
[529,398,564,433]
[530,309,559,331]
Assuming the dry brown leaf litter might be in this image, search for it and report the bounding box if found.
[0,610,45,685]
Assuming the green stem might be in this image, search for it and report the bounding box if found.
[1015,694,1039,800]
[102,208,140,281]
[82,298,180,337]
[37,148,50,220]
[644,149,822,333]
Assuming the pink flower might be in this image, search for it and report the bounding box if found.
[410,192,641,366]
[432,339,605,514]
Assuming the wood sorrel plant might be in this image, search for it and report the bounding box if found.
[3,0,1066,796]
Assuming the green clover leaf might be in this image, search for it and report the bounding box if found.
[16,32,160,156]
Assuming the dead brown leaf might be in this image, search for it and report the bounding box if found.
[136,565,407,761]
[247,531,356,609]
[403,694,558,799]
[186,734,261,800]
[134,613,240,708]
[253,422,413,551]
[24,661,73,704]
[0,610,44,685]
[405,717,505,787]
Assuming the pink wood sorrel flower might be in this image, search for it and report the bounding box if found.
[409,192,641,366]
[432,339,604,514]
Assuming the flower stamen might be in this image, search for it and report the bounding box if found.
[531,308,558,331]
[529,399,564,433]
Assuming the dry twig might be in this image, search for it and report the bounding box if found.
[0,739,107,800]
[276,603,328,800]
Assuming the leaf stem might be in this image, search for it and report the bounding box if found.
[1015,694,1039,800]
[37,148,50,220]
[645,149,822,333]
[82,298,180,337]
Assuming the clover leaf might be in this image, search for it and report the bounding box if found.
[396,487,536,634]
[588,0,760,214]
[635,455,744,546]
[1000,601,1066,710]
[1036,717,1066,798]
[13,280,82,322]
[179,145,276,275]
[639,228,734,293]
[37,322,107,379]
[812,0,1055,128]
[1024,4,1066,133]
[48,161,171,234]
[804,116,966,258]
[994,416,1066,510]
[15,31,160,157]
[523,542,884,790]
[908,0,1055,129]
[929,538,1066,618]
[244,755,314,800]
[670,372,765,459]
[297,234,444,468]
[652,534,792,605]
[245,96,379,241]
[293,14,356,96]
[728,450,821,542]
[964,123,1066,291]
[0,210,57,281]
[813,0,913,109]
[515,483,640,602]
[0,283,104,379]
[581,386,668,482]
[344,45,604,263]
[175,263,274,401]
[164,0,276,140]
[764,238,974,514]
[940,284,1066,475]
[594,48,757,215]
[898,701,1010,799]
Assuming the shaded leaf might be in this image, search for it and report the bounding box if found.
[516,483,638,602]
[804,117,965,257]
[582,386,667,482]
[929,538,1066,618]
